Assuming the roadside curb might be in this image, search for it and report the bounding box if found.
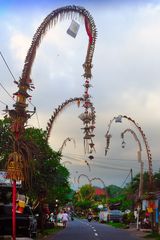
[126,228,153,239]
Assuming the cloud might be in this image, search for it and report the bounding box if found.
[1,1,160,188]
[10,33,30,62]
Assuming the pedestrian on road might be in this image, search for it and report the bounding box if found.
[61,210,69,228]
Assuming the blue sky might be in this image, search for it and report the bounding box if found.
[1,0,160,11]
[0,1,160,189]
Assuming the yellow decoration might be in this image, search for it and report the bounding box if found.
[18,200,26,208]
[147,207,153,213]
[6,152,24,181]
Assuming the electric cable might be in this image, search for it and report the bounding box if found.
[63,152,156,172]
[63,155,130,172]
[0,99,8,106]
[119,169,132,188]
[0,51,17,82]
[0,50,41,128]
[63,153,144,171]
[64,151,160,162]
[0,82,15,102]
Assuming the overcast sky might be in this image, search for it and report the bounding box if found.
[0,0,160,189]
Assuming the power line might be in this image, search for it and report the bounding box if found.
[119,169,132,188]
[0,51,17,82]
[63,153,143,171]
[0,99,8,106]
[63,152,158,171]
[0,83,15,102]
[62,153,153,174]
[63,152,140,162]
[64,151,160,162]
[108,170,132,196]
[0,51,16,102]
[63,155,130,172]
[0,50,41,128]
[64,154,133,189]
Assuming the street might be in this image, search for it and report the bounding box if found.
[46,219,144,240]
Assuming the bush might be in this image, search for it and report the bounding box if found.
[122,212,135,224]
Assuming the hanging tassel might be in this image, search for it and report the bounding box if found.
[85,17,93,44]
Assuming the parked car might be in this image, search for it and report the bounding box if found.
[99,209,123,223]
[0,204,37,238]
[108,210,123,222]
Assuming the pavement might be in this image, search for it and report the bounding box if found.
[0,237,33,240]
[126,227,153,240]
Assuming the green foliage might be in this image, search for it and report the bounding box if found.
[144,232,160,239]
[73,184,95,211]
[122,212,135,224]
[76,199,92,209]
[107,222,127,229]
[107,185,122,198]
[24,127,71,205]
[0,118,12,168]
[0,119,71,206]
[108,193,132,211]
[153,169,160,190]
[79,184,95,200]
[38,226,63,238]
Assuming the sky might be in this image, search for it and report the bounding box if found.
[0,0,160,190]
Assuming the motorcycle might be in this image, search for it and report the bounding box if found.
[87,214,92,222]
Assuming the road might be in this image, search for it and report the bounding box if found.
[46,219,144,240]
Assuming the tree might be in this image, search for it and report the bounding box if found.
[0,119,71,206]
[73,184,95,213]
[22,127,71,205]
[154,169,160,190]
[107,185,122,198]
[0,118,13,168]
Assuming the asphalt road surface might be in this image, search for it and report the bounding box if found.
[47,219,143,240]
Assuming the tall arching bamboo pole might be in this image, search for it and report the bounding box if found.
[59,138,76,153]
[46,97,95,142]
[121,128,144,199]
[105,115,153,191]
[6,6,97,240]
[77,173,91,185]
[121,128,144,230]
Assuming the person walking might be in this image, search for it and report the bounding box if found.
[61,210,69,228]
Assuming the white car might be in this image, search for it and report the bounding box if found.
[99,209,123,223]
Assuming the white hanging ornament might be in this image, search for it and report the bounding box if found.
[67,20,80,38]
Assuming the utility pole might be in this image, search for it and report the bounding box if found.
[130,168,133,182]
[130,168,135,212]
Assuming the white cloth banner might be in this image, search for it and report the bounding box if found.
[67,20,80,38]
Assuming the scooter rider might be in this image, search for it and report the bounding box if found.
[87,212,93,222]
